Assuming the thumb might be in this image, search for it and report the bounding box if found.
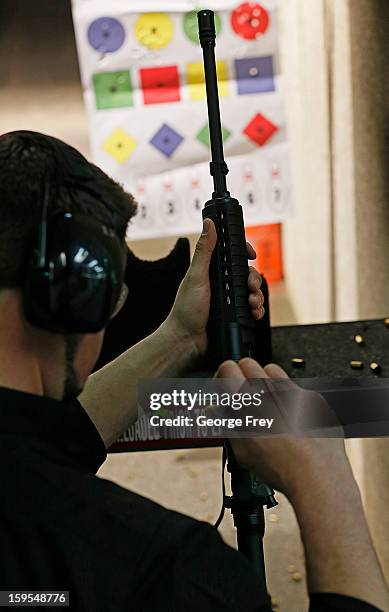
[190,218,217,284]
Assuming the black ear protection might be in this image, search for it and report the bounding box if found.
[23,181,126,334]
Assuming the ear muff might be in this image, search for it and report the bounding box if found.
[23,212,125,333]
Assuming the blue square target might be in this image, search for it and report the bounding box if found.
[235,56,275,95]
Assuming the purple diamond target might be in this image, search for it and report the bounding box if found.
[87,17,126,53]
[150,124,184,158]
[235,56,275,95]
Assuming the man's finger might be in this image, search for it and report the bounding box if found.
[250,305,265,320]
[264,363,289,379]
[248,267,262,292]
[190,219,218,285]
[246,242,256,260]
[238,357,269,379]
[248,292,264,310]
[215,360,246,395]
[264,363,300,391]
[216,360,245,379]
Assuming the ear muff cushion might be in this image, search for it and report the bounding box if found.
[24,213,125,333]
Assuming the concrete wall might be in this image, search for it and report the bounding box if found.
[332,0,389,321]
[349,0,389,320]
[280,0,334,324]
[347,0,389,581]
[328,0,389,580]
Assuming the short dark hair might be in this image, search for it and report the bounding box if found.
[0,130,137,288]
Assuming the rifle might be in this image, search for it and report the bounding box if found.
[198,9,277,601]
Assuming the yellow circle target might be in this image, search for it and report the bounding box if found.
[135,13,174,50]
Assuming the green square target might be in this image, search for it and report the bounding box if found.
[93,70,133,110]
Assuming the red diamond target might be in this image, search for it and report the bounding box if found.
[243,113,278,147]
[140,66,180,105]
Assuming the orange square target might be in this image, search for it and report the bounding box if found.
[245,224,283,283]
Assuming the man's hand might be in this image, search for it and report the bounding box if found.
[216,358,348,498]
[166,219,264,358]
[216,357,389,611]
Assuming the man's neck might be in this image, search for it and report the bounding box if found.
[0,290,64,400]
[0,345,44,397]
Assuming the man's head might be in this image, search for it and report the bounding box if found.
[0,130,137,400]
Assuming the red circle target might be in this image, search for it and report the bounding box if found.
[231,2,269,40]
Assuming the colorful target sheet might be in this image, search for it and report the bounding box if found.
[72,0,291,240]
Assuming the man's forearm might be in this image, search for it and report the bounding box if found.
[288,457,389,611]
[79,319,199,447]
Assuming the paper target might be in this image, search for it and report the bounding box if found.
[71,0,292,241]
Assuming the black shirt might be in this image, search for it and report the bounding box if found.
[0,387,381,611]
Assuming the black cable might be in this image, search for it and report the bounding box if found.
[214,445,227,529]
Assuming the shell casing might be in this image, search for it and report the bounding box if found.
[370,362,382,374]
[291,357,305,368]
[350,360,363,370]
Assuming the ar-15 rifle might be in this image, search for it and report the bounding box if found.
[198,9,277,600]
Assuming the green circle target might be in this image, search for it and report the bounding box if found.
[183,9,222,44]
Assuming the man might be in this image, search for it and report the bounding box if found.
[0,131,387,611]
